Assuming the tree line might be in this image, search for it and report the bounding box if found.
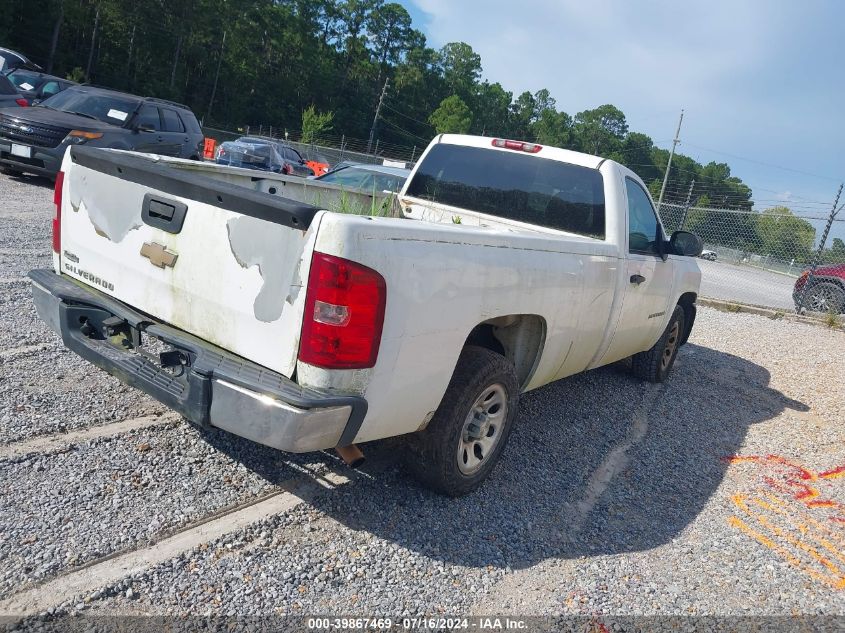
[0,1,749,203]
[3,0,839,266]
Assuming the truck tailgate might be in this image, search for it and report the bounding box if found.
[58,146,321,377]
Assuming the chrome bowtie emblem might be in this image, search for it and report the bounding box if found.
[140,242,178,269]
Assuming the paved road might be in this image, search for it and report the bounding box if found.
[697,258,797,310]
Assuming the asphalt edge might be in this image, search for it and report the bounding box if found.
[698,297,845,331]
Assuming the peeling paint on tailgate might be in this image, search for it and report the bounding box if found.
[59,162,318,377]
[226,216,304,323]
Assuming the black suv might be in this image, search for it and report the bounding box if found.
[0,85,204,178]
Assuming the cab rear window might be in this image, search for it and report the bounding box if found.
[405,143,605,239]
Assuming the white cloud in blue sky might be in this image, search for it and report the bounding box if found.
[405,0,845,234]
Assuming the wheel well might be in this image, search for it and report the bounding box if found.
[677,292,697,345]
[806,276,845,291]
[464,315,546,389]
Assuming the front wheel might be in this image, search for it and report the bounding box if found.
[631,305,686,383]
[405,346,519,497]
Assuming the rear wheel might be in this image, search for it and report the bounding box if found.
[631,305,685,383]
[405,346,519,497]
[800,282,845,314]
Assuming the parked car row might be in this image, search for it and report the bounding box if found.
[215,135,322,176]
[314,163,410,192]
[0,44,409,190]
[6,68,76,105]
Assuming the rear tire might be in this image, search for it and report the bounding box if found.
[800,282,845,314]
[631,305,685,383]
[405,346,519,497]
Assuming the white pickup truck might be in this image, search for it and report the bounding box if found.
[30,134,702,496]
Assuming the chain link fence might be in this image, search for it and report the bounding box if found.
[202,126,422,167]
[658,199,845,316]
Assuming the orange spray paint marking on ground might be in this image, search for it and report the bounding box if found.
[730,494,845,590]
[729,454,845,522]
[726,455,845,589]
[820,466,845,480]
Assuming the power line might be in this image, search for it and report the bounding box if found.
[680,141,841,183]
[378,115,433,144]
[381,100,435,130]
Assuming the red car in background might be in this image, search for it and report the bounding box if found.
[793,263,845,314]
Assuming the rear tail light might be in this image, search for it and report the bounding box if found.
[52,171,64,253]
[796,270,809,289]
[298,252,386,369]
[15,98,28,107]
[492,138,542,153]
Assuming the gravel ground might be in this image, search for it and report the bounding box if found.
[0,419,336,598]
[0,174,52,281]
[0,170,843,626]
[48,309,842,620]
[0,344,170,444]
[0,280,53,351]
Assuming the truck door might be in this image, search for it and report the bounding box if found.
[599,176,675,365]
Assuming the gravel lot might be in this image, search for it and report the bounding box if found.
[0,170,843,627]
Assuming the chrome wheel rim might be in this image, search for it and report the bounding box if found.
[661,321,681,371]
[809,291,832,312]
[457,383,507,475]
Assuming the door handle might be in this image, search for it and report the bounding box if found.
[630,274,646,285]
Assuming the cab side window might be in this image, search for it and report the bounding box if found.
[626,177,661,255]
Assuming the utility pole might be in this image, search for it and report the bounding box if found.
[85,4,100,81]
[207,30,227,121]
[679,179,695,230]
[656,109,684,214]
[797,183,843,312]
[366,78,389,156]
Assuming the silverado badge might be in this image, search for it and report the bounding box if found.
[140,242,178,269]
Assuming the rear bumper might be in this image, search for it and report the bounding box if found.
[28,269,367,452]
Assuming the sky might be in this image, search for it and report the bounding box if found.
[403,0,845,243]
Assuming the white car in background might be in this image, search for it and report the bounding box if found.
[699,250,717,261]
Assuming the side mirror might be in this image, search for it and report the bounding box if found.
[670,230,703,257]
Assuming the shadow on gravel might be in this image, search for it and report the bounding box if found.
[4,171,54,189]
[211,343,808,571]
